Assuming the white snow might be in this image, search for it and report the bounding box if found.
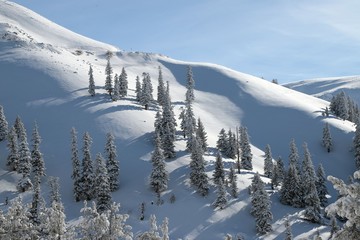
[0,1,357,239]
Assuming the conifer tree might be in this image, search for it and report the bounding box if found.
[95,153,112,213]
[157,66,166,106]
[213,178,228,209]
[150,133,169,194]
[31,122,46,179]
[228,166,238,198]
[88,65,96,96]
[217,128,228,154]
[48,176,62,204]
[81,132,94,200]
[284,218,293,240]
[225,130,237,159]
[6,126,19,171]
[179,107,186,138]
[322,123,333,152]
[316,164,328,207]
[289,139,300,173]
[14,115,24,139]
[213,152,225,186]
[119,67,128,97]
[240,127,252,170]
[280,163,302,207]
[105,59,113,96]
[184,102,197,151]
[112,73,120,101]
[17,121,32,191]
[264,144,273,178]
[329,215,339,238]
[140,72,154,110]
[135,75,142,102]
[105,132,119,192]
[154,110,163,136]
[196,118,208,152]
[186,66,195,103]
[29,176,42,225]
[71,127,82,201]
[353,122,360,170]
[0,105,8,141]
[276,156,285,182]
[189,137,209,196]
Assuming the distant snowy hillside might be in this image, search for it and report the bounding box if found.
[285,75,360,106]
[0,1,357,239]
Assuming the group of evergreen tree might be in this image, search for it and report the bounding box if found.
[279,141,328,223]
[329,91,360,122]
[70,128,119,213]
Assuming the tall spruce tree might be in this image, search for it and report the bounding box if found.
[112,73,120,101]
[135,75,142,102]
[213,152,225,186]
[14,115,24,139]
[105,132,119,192]
[105,59,113,96]
[240,127,252,170]
[17,120,32,191]
[71,127,82,201]
[196,118,208,153]
[0,105,8,141]
[289,139,300,173]
[322,123,333,152]
[184,102,197,151]
[119,67,128,97]
[140,72,154,110]
[81,132,94,200]
[280,163,302,207]
[316,164,328,207]
[264,144,273,178]
[213,178,228,209]
[157,66,166,106]
[186,66,195,104]
[217,128,228,154]
[6,126,19,171]
[150,132,169,194]
[94,153,112,213]
[31,122,46,180]
[228,166,238,198]
[88,65,96,96]
[225,130,237,159]
[29,176,42,225]
[353,122,360,170]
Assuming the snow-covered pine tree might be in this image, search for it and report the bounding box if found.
[264,144,273,178]
[250,173,273,235]
[119,67,128,97]
[184,101,197,151]
[31,122,46,180]
[186,66,195,104]
[228,166,238,198]
[112,73,120,101]
[17,120,32,191]
[105,58,113,96]
[29,176,42,225]
[135,75,142,102]
[105,132,119,192]
[94,153,112,213]
[240,126,253,170]
[326,170,360,239]
[280,163,302,207]
[276,156,285,182]
[157,66,166,106]
[301,143,321,222]
[189,136,209,196]
[271,162,280,189]
[140,72,154,110]
[48,176,62,205]
[354,122,360,170]
[338,91,349,120]
[6,126,19,171]
[322,123,333,152]
[289,139,300,174]
[213,151,225,186]
[81,132,94,200]
[70,127,82,201]
[213,178,228,209]
[150,132,169,193]
[88,65,96,96]
[316,164,328,207]
[0,105,8,141]
[225,130,237,159]
[14,115,24,139]
[196,118,208,152]
[79,201,110,239]
[217,128,228,154]
[154,110,163,136]
[107,202,133,239]
[179,107,186,138]
[44,200,68,239]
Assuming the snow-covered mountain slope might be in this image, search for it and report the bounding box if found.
[284,75,360,105]
[0,1,357,239]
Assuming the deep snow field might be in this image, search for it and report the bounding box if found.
[0,1,358,239]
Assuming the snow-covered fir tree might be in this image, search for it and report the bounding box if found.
[79,201,110,239]
[105,58,113,96]
[150,132,169,193]
[14,115,24,139]
[186,66,195,103]
[140,72,154,110]
[0,105,8,141]
[213,151,225,186]
[81,132,94,200]
[94,153,112,213]
[322,122,333,152]
[17,120,32,191]
[264,144,273,178]
[135,75,142,102]
[44,200,68,239]
[276,156,285,183]
[289,138,300,174]
[280,162,302,207]
[326,170,360,239]
[189,136,209,196]
[6,126,19,171]
[330,91,349,120]
[88,65,95,96]
[240,126,253,170]
[316,164,328,207]
[119,67,128,97]
[301,143,321,222]
[107,202,133,240]
[225,129,237,159]
[354,122,360,170]
[29,177,42,225]
[48,176,62,204]
[217,128,228,154]
[228,166,238,198]
[157,66,166,106]
[31,122,46,179]
[250,173,273,235]
[112,73,120,101]
[178,107,186,138]
[184,102,197,151]
[196,118,208,152]
[213,178,228,209]
[71,127,82,201]
[105,132,119,192]
[154,110,163,135]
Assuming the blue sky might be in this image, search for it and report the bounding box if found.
[12,0,360,83]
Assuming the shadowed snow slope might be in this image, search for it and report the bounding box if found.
[0,1,357,239]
